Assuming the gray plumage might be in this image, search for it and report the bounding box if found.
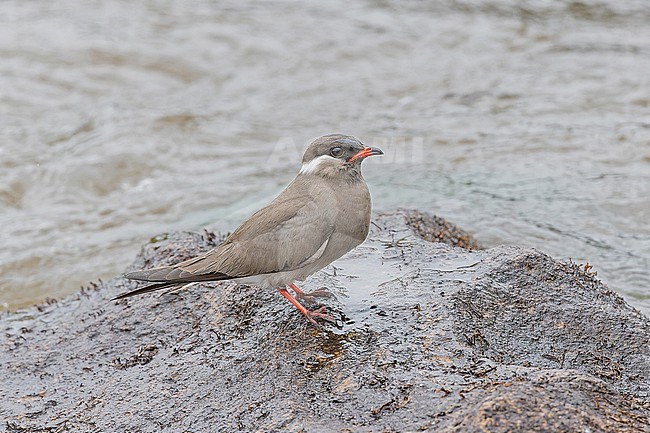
[114,134,382,323]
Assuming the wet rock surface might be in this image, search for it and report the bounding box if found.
[403,209,480,250]
[2,210,649,432]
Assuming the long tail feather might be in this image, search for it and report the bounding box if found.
[114,270,234,301]
[112,281,181,300]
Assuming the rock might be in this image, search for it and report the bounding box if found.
[2,210,648,432]
[403,208,480,250]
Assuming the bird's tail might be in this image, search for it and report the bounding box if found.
[112,266,232,300]
[112,281,181,300]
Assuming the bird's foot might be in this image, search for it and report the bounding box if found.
[306,306,336,325]
[295,287,333,303]
[289,283,333,304]
[279,286,336,326]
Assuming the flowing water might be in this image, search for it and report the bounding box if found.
[1,1,649,315]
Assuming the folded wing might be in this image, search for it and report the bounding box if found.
[117,194,334,299]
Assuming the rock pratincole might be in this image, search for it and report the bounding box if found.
[113,134,383,325]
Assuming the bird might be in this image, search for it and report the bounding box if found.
[113,134,383,325]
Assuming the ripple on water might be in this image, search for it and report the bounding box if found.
[0,0,648,317]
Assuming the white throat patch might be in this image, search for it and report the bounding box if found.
[299,155,339,175]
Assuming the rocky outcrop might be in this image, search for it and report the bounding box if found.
[2,210,648,432]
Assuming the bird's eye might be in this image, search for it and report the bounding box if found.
[330,147,343,157]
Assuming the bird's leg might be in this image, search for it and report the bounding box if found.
[288,283,332,303]
[277,287,335,325]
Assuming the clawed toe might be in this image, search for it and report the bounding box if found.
[310,287,333,298]
[307,306,336,324]
[279,285,336,326]
[295,287,333,303]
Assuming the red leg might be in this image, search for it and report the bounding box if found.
[277,287,334,325]
[288,282,307,297]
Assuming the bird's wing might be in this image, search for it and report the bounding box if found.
[124,193,336,284]
[181,195,336,278]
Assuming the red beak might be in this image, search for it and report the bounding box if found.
[347,146,384,162]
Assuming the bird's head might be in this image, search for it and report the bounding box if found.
[299,134,383,178]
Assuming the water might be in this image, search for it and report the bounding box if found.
[1,1,648,315]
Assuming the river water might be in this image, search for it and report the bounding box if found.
[1,1,649,315]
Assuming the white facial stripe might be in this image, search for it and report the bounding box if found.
[299,154,339,175]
